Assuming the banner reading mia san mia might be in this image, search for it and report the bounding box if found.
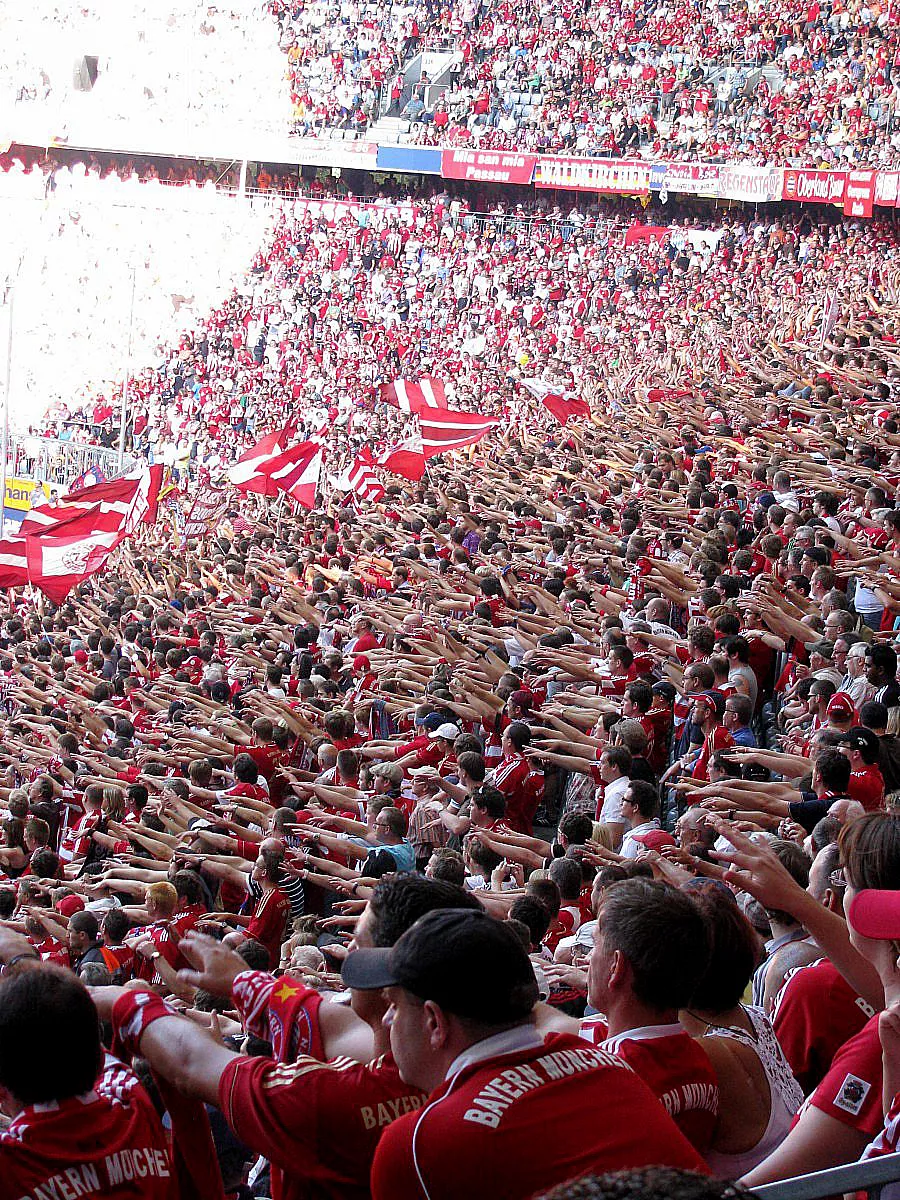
[440,150,537,185]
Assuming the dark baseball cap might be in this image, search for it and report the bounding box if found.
[838,726,881,757]
[341,909,539,1022]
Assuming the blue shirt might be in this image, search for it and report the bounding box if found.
[731,725,758,748]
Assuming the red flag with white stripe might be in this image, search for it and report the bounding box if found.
[121,464,164,531]
[259,442,323,509]
[380,376,448,414]
[0,539,27,589]
[418,407,500,459]
[227,423,296,493]
[520,378,590,425]
[377,429,427,481]
[338,455,386,503]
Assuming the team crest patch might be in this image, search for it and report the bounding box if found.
[834,1074,871,1116]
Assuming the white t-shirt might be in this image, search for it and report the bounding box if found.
[620,819,661,859]
[598,775,630,825]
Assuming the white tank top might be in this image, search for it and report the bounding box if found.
[702,1005,805,1178]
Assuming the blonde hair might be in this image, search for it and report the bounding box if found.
[592,823,616,852]
[101,787,125,821]
[146,882,178,918]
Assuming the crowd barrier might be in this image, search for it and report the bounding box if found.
[752,1151,900,1200]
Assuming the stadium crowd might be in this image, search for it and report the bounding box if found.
[2,149,900,1200]
[266,0,900,167]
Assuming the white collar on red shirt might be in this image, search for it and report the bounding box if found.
[601,1022,686,1052]
[445,1024,545,1080]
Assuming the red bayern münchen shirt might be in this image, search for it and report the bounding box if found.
[805,1013,883,1136]
[219,1052,426,1200]
[2,1054,174,1199]
[595,1023,719,1154]
[371,1028,706,1200]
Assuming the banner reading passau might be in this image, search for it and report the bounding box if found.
[782,169,847,205]
[534,156,651,194]
[440,150,536,184]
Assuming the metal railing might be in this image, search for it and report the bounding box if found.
[9,435,123,487]
[752,1151,900,1200]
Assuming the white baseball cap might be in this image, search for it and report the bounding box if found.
[429,723,460,741]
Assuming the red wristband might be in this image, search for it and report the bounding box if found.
[112,989,178,1060]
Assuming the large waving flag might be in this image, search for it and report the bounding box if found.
[19,467,163,535]
[26,531,124,604]
[0,530,123,602]
[377,429,427,481]
[226,422,296,493]
[520,378,590,425]
[259,442,323,509]
[418,407,500,459]
[0,539,27,589]
[380,376,447,415]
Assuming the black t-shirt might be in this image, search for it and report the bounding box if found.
[876,681,900,709]
[789,791,851,834]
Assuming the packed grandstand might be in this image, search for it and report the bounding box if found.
[4,3,900,1200]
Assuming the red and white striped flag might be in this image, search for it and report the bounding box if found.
[378,429,427,481]
[380,376,448,414]
[338,455,386,503]
[418,407,500,459]
[519,378,590,425]
[0,530,123,602]
[0,539,27,589]
[259,442,323,509]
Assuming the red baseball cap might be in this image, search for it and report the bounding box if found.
[826,692,856,721]
[848,890,900,940]
[632,829,677,851]
[56,894,86,917]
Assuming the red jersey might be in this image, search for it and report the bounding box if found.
[848,764,885,812]
[219,1052,425,1200]
[1,1054,174,1199]
[771,957,875,1094]
[169,903,207,941]
[597,1024,719,1153]
[232,969,326,1063]
[805,1013,883,1136]
[246,886,291,967]
[131,920,184,984]
[691,726,734,781]
[245,743,283,783]
[490,754,544,834]
[371,1028,706,1200]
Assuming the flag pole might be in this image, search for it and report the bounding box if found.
[117,266,137,475]
[0,284,12,539]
